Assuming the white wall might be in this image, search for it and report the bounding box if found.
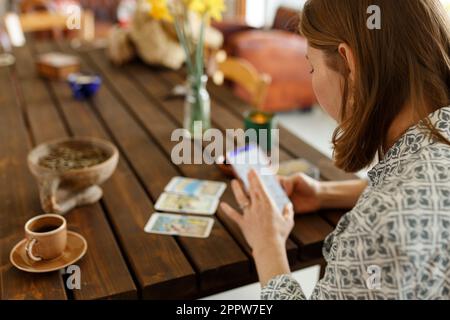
[266,0,305,25]
[246,0,306,28]
[248,0,450,28]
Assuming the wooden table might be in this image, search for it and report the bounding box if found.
[0,41,356,300]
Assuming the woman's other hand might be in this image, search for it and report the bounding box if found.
[279,173,322,214]
[279,174,369,213]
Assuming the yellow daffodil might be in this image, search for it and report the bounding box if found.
[146,0,227,78]
[189,0,226,21]
[147,0,173,22]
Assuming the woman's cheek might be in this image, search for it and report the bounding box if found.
[312,70,342,122]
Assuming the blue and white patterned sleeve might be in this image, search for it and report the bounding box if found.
[261,274,306,300]
[261,107,450,300]
[260,228,407,300]
[261,186,448,300]
[260,207,407,300]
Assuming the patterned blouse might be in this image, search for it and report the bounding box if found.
[262,106,450,300]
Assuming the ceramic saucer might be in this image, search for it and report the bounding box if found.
[10,231,87,273]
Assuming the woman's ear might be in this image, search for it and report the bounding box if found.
[338,43,356,82]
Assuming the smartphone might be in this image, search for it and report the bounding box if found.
[227,144,292,213]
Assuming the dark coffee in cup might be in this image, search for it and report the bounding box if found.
[33,225,61,233]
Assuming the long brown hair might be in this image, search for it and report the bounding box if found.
[300,0,450,172]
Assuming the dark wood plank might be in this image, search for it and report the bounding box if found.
[126,66,336,260]
[0,64,67,300]
[162,71,334,259]
[110,62,298,263]
[15,43,137,300]
[49,86,197,300]
[63,45,252,295]
[0,40,351,300]
[160,69,361,245]
[33,41,199,299]
[320,210,346,227]
[83,50,275,265]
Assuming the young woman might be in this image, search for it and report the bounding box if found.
[220,0,450,299]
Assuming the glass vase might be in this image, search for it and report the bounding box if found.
[184,75,211,139]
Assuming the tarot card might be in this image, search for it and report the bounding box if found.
[144,213,214,238]
[154,192,218,215]
[165,177,226,199]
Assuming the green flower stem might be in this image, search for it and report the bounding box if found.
[174,19,194,75]
[172,10,210,136]
[195,17,206,82]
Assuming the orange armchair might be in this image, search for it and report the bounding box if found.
[213,7,316,112]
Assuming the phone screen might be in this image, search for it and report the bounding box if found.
[227,144,292,213]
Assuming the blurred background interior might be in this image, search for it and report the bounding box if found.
[14,0,450,177]
[2,1,450,173]
[0,0,338,167]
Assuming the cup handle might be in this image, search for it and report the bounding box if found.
[39,177,61,214]
[39,176,103,214]
[25,238,42,262]
[56,185,103,214]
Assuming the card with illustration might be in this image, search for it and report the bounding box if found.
[277,159,320,179]
[144,213,214,238]
[154,192,219,215]
[165,177,226,199]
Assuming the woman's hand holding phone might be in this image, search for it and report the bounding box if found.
[220,170,294,286]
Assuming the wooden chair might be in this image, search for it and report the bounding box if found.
[209,50,272,110]
[6,0,95,42]
[20,0,51,13]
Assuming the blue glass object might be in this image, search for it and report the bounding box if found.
[68,73,102,100]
